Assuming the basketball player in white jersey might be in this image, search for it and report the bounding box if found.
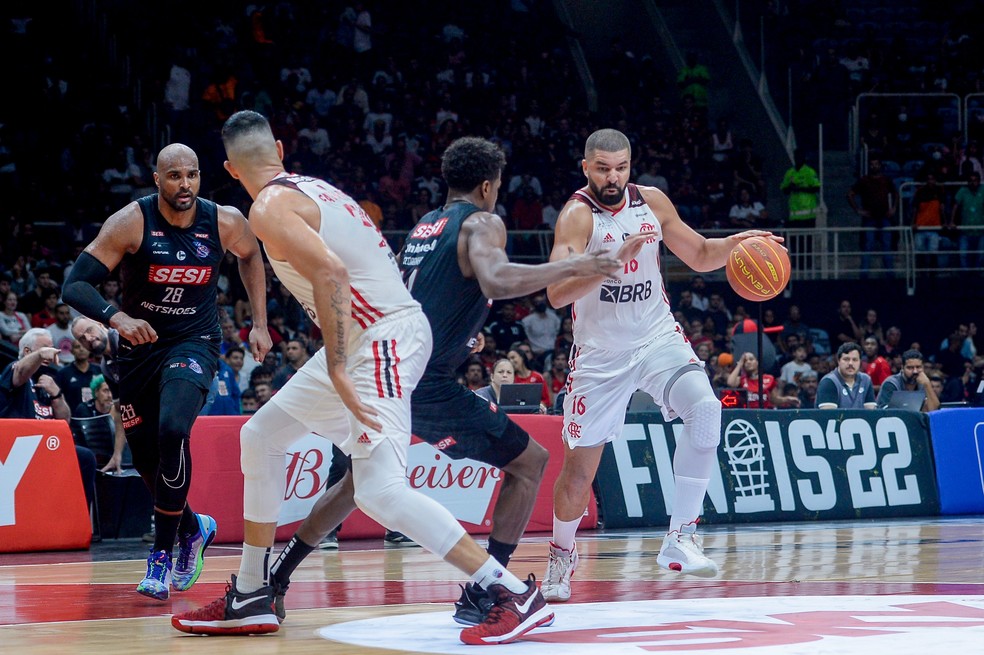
[541,128,782,602]
[172,111,553,645]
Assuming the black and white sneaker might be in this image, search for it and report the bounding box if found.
[452,582,494,626]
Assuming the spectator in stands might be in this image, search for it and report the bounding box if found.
[706,292,732,341]
[779,344,813,386]
[862,336,892,395]
[0,328,95,516]
[462,358,487,392]
[781,149,820,228]
[936,330,971,379]
[876,349,940,412]
[859,308,885,345]
[520,292,560,366]
[951,171,984,269]
[726,351,789,409]
[817,342,876,410]
[912,172,953,268]
[796,370,819,409]
[487,302,526,351]
[1,290,31,346]
[883,325,903,358]
[18,265,57,316]
[30,288,59,329]
[474,358,513,405]
[240,388,259,415]
[847,158,898,276]
[47,303,75,366]
[203,355,241,416]
[832,299,861,346]
[728,188,769,229]
[273,338,310,390]
[71,375,125,472]
[252,380,273,409]
[541,350,569,409]
[782,304,810,341]
[56,339,96,414]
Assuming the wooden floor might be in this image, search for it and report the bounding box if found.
[2,517,984,654]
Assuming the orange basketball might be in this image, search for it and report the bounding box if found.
[725,237,791,302]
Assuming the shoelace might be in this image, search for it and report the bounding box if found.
[548,552,573,581]
[176,531,198,570]
[149,553,170,582]
[183,584,234,620]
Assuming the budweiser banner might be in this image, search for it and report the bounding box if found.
[595,409,940,527]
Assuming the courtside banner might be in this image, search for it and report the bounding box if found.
[0,419,91,553]
[596,410,939,527]
[187,414,591,543]
[926,408,984,514]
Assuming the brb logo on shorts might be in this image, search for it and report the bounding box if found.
[600,280,652,304]
[120,403,143,429]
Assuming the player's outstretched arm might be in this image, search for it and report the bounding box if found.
[219,205,272,362]
[647,187,781,272]
[463,212,621,301]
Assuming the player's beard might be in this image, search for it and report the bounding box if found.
[589,179,625,208]
[162,190,197,212]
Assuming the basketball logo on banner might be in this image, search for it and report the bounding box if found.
[724,419,775,512]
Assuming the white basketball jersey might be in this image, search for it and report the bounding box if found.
[570,183,675,351]
[264,173,419,341]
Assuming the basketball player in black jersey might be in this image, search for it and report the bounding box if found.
[265,136,623,627]
[63,143,272,601]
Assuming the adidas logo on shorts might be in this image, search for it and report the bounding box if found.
[357,433,372,445]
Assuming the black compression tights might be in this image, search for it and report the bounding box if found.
[127,378,207,554]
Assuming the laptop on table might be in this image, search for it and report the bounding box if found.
[886,389,926,411]
[496,383,542,414]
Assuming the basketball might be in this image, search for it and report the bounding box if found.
[725,237,791,302]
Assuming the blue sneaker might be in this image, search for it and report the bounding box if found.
[137,549,173,600]
[172,513,217,591]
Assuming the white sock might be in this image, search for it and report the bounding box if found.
[669,475,709,533]
[472,555,526,594]
[237,544,272,593]
[552,515,580,552]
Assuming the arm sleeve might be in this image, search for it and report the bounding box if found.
[62,252,119,325]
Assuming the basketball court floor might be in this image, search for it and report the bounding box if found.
[2,516,983,654]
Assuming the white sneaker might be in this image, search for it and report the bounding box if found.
[657,520,719,577]
[541,542,578,602]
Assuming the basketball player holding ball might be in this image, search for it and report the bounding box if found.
[542,128,783,602]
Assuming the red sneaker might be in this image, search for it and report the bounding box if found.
[171,575,279,635]
[459,575,554,645]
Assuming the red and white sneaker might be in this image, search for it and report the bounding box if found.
[459,575,554,645]
[171,575,279,635]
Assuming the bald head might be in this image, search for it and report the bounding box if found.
[156,143,198,175]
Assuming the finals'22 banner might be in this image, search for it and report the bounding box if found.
[595,409,939,527]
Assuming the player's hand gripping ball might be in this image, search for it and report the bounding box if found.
[725,236,791,302]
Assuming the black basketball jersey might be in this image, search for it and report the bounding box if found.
[400,201,491,379]
[119,196,223,343]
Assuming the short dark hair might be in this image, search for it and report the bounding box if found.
[584,128,631,158]
[441,137,506,192]
[221,110,270,142]
[836,342,862,360]
[902,349,923,363]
